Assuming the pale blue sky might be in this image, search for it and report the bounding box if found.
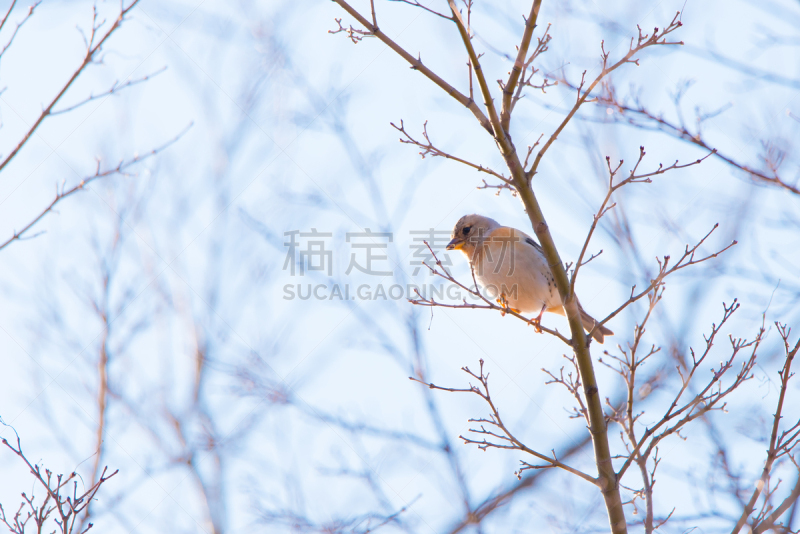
[0,0,798,532]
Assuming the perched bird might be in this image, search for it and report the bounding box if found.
[446,214,613,343]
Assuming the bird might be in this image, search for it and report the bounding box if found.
[445,214,613,343]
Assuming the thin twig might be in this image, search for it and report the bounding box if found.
[0,0,142,180]
[50,67,167,116]
[0,124,191,252]
[569,146,715,297]
[330,2,492,133]
[408,242,571,345]
[391,120,510,183]
[527,14,684,180]
[409,359,598,485]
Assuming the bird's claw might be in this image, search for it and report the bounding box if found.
[496,295,519,316]
[527,316,543,333]
[527,304,547,333]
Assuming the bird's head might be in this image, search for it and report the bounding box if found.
[446,214,500,257]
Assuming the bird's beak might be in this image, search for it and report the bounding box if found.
[446,238,465,251]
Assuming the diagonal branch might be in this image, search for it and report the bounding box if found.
[446,0,505,142]
[599,223,736,330]
[0,124,191,252]
[50,66,166,116]
[500,0,542,131]
[527,14,683,180]
[330,1,492,133]
[603,99,800,196]
[733,326,800,534]
[0,0,141,180]
[569,146,715,297]
[753,473,800,534]
[391,120,510,183]
[0,1,38,64]
[446,433,593,534]
[410,359,598,485]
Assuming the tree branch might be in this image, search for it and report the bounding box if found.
[329,2,492,133]
[0,1,141,180]
[527,14,683,180]
[0,124,191,252]
[410,359,598,485]
[391,119,510,183]
[500,0,542,131]
[569,146,715,297]
[733,326,800,534]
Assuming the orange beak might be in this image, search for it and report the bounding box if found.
[446,238,465,250]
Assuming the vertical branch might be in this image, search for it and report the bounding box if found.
[732,328,799,534]
[465,0,474,101]
[443,2,627,532]
[619,291,661,533]
[446,0,505,140]
[500,0,542,131]
[75,205,128,533]
[81,276,111,532]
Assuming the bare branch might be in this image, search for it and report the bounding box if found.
[50,66,167,116]
[616,301,762,482]
[329,1,492,132]
[502,24,555,122]
[500,0,542,131]
[408,242,572,345]
[543,354,589,424]
[328,16,373,44]
[0,2,39,64]
[1,421,117,534]
[604,288,662,533]
[733,325,800,534]
[410,359,598,485]
[446,0,504,140]
[600,223,737,329]
[528,13,684,180]
[569,146,715,297]
[0,0,141,180]
[476,179,517,196]
[391,120,510,183]
[0,123,191,252]
[600,96,800,196]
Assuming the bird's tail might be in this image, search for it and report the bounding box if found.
[579,307,613,344]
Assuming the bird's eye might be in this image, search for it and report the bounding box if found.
[462,226,471,235]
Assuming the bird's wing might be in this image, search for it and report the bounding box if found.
[522,234,543,254]
[486,226,543,253]
[483,225,548,273]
